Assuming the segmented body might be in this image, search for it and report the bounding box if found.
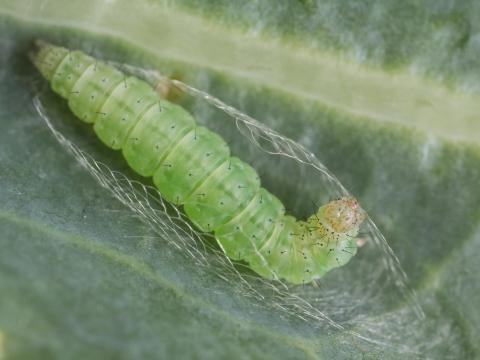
[32,43,364,284]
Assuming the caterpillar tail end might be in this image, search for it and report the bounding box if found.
[29,40,67,82]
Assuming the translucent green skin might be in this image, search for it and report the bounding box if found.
[32,44,358,284]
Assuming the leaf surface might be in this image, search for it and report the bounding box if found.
[0,1,479,359]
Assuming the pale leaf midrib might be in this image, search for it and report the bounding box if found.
[0,0,478,142]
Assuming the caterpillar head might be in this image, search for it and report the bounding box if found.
[322,197,366,233]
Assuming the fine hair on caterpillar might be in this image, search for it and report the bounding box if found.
[30,40,369,285]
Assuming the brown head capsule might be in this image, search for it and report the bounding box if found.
[323,197,366,233]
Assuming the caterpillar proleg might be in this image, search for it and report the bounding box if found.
[30,41,366,284]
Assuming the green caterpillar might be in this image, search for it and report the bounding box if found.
[31,41,366,284]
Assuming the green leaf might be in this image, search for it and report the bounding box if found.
[1,1,479,359]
